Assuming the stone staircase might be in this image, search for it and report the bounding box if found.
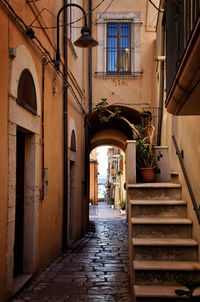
[127,182,200,302]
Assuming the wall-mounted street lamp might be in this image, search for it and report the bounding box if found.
[55,3,98,70]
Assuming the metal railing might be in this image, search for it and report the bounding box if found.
[166,1,200,95]
[172,135,200,224]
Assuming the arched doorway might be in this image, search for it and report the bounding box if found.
[7,44,40,295]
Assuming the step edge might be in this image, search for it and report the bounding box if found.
[132,238,198,246]
[127,182,181,189]
[131,217,192,224]
[130,200,187,205]
[133,260,200,271]
[134,285,187,298]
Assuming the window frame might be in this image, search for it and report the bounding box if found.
[17,69,37,115]
[106,22,131,74]
[96,11,141,79]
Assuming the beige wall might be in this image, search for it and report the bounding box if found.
[92,0,157,114]
[156,9,200,260]
[0,8,9,302]
[0,0,90,299]
[90,161,98,205]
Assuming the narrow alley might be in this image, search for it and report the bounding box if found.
[11,202,132,302]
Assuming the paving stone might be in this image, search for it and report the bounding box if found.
[11,202,132,301]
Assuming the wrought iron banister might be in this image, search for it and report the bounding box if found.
[172,135,200,224]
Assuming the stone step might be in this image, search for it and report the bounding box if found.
[135,270,200,286]
[131,217,192,224]
[134,284,188,298]
[134,261,200,285]
[131,199,187,218]
[128,183,181,200]
[131,218,192,238]
[132,238,198,246]
[132,238,198,261]
[134,260,200,271]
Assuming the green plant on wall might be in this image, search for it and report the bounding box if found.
[94,98,139,138]
[95,98,162,173]
[175,278,200,301]
[119,200,126,210]
[110,197,114,205]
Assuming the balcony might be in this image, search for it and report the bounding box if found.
[165,1,200,115]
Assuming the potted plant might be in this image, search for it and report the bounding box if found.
[175,278,200,301]
[110,197,114,209]
[119,200,126,214]
[135,110,163,182]
[95,99,162,182]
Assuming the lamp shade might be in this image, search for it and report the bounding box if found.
[74,26,98,48]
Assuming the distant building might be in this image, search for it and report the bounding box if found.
[90,149,98,205]
[107,147,126,209]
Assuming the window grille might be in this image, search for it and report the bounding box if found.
[107,23,131,74]
[96,12,142,78]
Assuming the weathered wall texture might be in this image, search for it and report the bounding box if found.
[0,0,89,300]
[156,7,200,260]
[0,8,8,302]
[92,0,156,115]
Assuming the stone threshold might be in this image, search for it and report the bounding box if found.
[13,274,32,295]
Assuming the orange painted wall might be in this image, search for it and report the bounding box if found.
[0,0,89,298]
[90,161,98,205]
[0,9,8,302]
[92,0,157,116]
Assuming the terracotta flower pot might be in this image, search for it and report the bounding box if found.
[139,167,156,182]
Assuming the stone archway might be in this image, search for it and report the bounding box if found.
[87,105,141,217]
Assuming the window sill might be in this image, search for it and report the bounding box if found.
[94,72,143,79]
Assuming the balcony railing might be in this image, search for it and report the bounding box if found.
[166,0,200,95]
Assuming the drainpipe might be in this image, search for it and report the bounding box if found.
[84,115,90,233]
[157,20,165,145]
[62,0,68,249]
[40,58,46,201]
[89,0,93,113]
[83,0,93,233]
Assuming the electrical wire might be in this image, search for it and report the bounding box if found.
[29,0,106,29]
[148,0,164,13]
[1,0,85,113]
[2,0,29,29]
[91,0,115,25]
[29,0,115,29]
[29,7,63,27]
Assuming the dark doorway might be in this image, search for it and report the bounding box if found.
[14,130,25,277]
[69,160,76,242]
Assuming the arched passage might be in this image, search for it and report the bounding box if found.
[87,105,141,217]
[88,105,141,149]
[88,105,141,151]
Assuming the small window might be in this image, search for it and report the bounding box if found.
[107,23,131,73]
[70,130,76,151]
[17,69,37,115]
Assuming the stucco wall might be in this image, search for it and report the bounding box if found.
[90,161,98,205]
[92,0,156,113]
[0,9,8,302]
[156,9,200,261]
[1,0,89,299]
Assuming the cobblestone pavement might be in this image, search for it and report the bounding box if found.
[11,202,132,302]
